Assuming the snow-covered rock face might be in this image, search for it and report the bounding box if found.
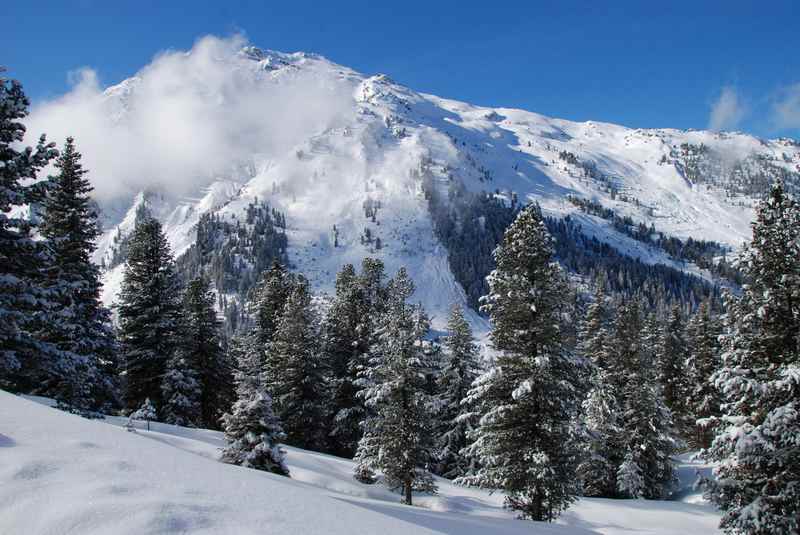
[39,38,796,328]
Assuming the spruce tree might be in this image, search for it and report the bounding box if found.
[577,289,620,497]
[0,71,61,394]
[457,204,586,521]
[251,261,292,348]
[703,181,800,534]
[179,274,232,428]
[40,137,118,412]
[221,343,288,476]
[656,305,689,434]
[160,351,201,427]
[266,276,328,450]
[684,300,721,449]
[118,218,183,413]
[435,304,481,479]
[354,268,438,505]
[322,263,369,457]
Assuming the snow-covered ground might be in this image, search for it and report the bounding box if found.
[0,391,721,534]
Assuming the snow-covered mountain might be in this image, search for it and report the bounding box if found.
[84,42,800,329]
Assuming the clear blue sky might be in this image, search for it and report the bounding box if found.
[6,0,800,138]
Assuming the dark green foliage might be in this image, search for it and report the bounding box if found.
[684,300,721,449]
[703,181,800,534]
[0,72,62,394]
[118,218,183,413]
[354,268,438,505]
[656,305,690,433]
[458,204,586,521]
[40,137,119,412]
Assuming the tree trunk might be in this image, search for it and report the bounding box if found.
[403,478,413,506]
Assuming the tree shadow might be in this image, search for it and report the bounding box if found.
[0,433,15,447]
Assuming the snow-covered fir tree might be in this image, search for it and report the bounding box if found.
[702,181,800,535]
[118,217,183,413]
[160,352,201,427]
[354,268,438,505]
[130,397,157,431]
[577,288,621,498]
[178,274,232,428]
[251,261,293,348]
[684,299,721,449]
[0,72,62,395]
[611,302,677,499]
[266,275,328,451]
[435,304,481,479]
[221,342,289,476]
[457,204,586,521]
[322,262,372,457]
[656,304,689,435]
[40,137,118,413]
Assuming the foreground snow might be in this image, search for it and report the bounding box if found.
[0,391,721,534]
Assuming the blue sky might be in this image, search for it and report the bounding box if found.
[6,0,800,138]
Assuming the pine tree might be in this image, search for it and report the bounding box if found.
[266,275,328,450]
[684,300,721,449]
[322,263,369,457]
[457,204,586,521]
[577,289,620,497]
[118,217,183,413]
[703,181,800,534]
[354,268,438,505]
[130,397,157,431]
[179,274,232,428]
[656,305,689,434]
[0,71,61,394]
[160,351,201,427]
[435,304,481,479]
[221,344,288,476]
[611,303,677,499]
[40,137,118,412]
[251,261,292,348]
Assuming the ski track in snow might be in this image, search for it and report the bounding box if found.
[0,392,722,535]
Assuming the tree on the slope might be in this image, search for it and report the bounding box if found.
[354,268,438,505]
[40,137,118,412]
[610,303,677,499]
[221,342,288,476]
[322,263,370,457]
[161,350,201,427]
[656,305,689,434]
[577,288,620,497]
[267,275,328,451]
[435,304,481,479]
[684,299,721,449]
[130,397,157,431]
[457,204,586,521]
[118,217,183,413]
[179,274,232,428]
[0,71,61,394]
[703,181,800,535]
[251,261,293,348]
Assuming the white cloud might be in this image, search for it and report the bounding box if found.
[771,82,800,131]
[708,86,746,132]
[23,34,355,203]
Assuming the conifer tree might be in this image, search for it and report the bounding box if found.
[656,305,689,433]
[221,342,288,476]
[266,276,328,450]
[0,71,61,394]
[179,274,232,428]
[130,397,157,431]
[160,351,201,427]
[40,137,118,412]
[684,300,721,449]
[703,181,800,534]
[118,218,183,413]
[435,304,481,479]
[577,289,620,497]
[322,263,369,457]
[251,261,292,348]
[458,204,586,521]
[354,268,438,505]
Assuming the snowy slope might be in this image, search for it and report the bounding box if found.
[78,42,800,327]
[0,392,721,535]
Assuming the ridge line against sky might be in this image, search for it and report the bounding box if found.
[6,0,800,139]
